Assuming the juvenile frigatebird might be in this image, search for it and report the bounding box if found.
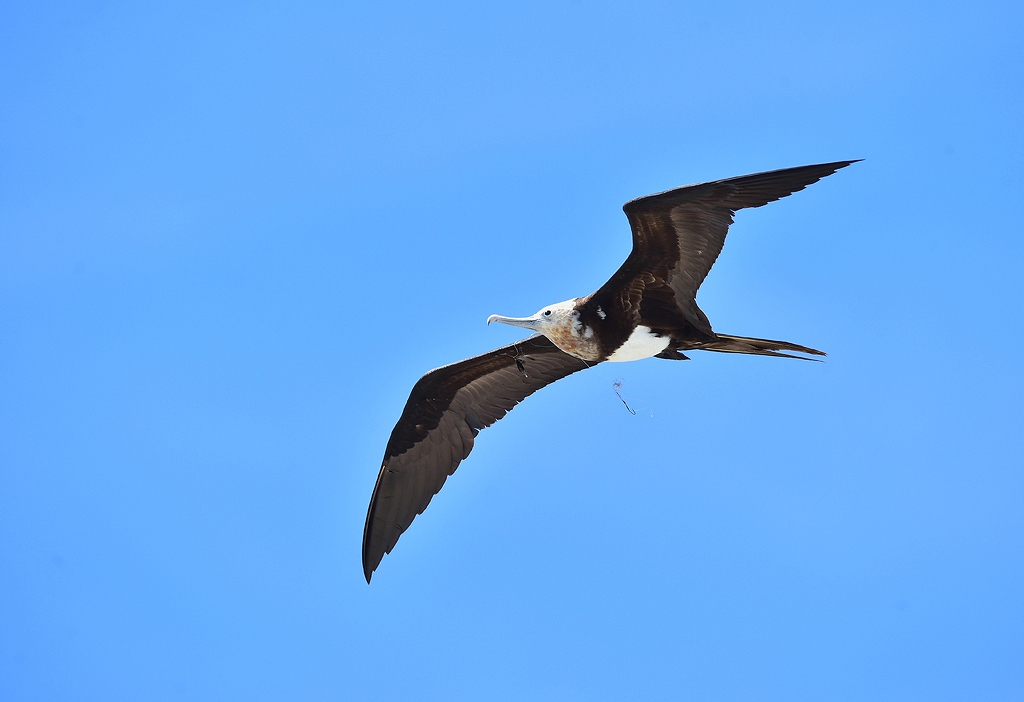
[362,160,856,582]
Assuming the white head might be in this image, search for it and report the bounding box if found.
[486,298,579,338]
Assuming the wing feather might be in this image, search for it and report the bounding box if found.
[596,161,857,331]
[362,335,592,581]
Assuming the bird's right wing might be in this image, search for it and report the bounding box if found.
[362,335,592,582]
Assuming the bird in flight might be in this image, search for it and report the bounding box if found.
[362,160,857,582]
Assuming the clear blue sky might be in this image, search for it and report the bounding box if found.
[2,1,1022,700]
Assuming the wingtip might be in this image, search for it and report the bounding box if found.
[809,159,861,176]
[361,534,376,583]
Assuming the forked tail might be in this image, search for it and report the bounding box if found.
[701,334,826,361]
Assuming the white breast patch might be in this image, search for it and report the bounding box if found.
[606,325,671,362]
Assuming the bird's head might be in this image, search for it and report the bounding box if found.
[486,299,579,338]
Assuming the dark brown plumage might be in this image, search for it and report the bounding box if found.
[579,160,858,359]
[362,336,589,582]
[362,160,856,581]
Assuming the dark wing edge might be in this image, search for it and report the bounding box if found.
[607,160,859,323]
[621,160,860,215]
[361,335,592,582]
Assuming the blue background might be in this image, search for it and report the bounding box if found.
[2,1,1022,699]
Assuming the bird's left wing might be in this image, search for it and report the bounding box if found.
[596,161,857,333]
[362,335,592,582]
[621,161,857,304]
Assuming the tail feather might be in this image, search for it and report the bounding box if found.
[700,333,825,361]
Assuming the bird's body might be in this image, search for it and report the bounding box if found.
[362,160,857,581]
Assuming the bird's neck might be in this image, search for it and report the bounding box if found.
[544,309,603,362]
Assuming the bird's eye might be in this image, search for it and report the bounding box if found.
[543,310,552,316]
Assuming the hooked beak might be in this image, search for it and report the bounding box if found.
[487,313,541,330]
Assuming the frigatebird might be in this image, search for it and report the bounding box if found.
[362,160,856,582]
